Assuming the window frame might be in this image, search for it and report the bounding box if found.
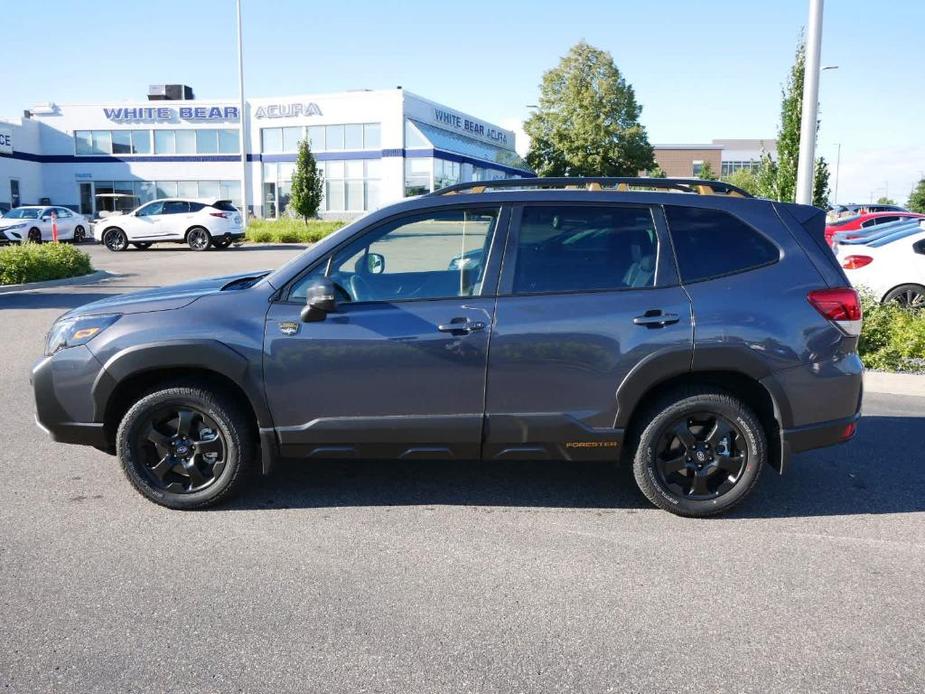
[497,202,675,297]
[662,204,782,285]
[279,204,511,306]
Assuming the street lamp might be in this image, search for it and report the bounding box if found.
[795,0,824,205]
[236,0,248,226]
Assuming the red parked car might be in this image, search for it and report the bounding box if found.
[825,211,925,244]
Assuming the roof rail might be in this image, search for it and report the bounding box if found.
[429,177,754,198]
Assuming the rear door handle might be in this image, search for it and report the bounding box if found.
[437,318,487,335]
[633,311,680,327]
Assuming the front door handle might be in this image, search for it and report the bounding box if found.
[633,311,680,328]
[437,318,487,335]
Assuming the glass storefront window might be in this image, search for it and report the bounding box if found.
[307,125,325,151]
[220,180,242,207]
[112,131,132,154]
[177,181,198,198]
[404,157,432,197]
[325,125,345,150]
[326,180,345,210]
[345,160,363,179]
[198,180,220,199]
[326,160,344,179]
[156,181,178,198]
[91,130,112,154]
[154,130,175,154]
[196,130,218,154]
[75,131,93,155]
[344,124,363,150]
[262,128,282,153]
[218,129,239,154]
[132,130,151,154]
[405,120,429,148]
[138,181,157,204]
[366,180,380,210]
[364,123,381,149]
[175,130,196,154]
[282,126,303,152]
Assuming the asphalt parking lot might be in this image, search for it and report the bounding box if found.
[1,243,923,693]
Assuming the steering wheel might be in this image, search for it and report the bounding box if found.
[349,274,374,302]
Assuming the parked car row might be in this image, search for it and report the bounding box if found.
[831,217,925,308]
[0,198,244,251]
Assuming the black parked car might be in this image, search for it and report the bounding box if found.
[32,178,863,517]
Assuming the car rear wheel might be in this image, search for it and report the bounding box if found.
[631,388,765,517]
[28,228,42,243]
[186,227,211,251]
[883,284,925,309]
[73,226,86,243]
[103,228,128,252]
[116,384,255,510]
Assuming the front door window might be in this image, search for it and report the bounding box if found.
[290,208,500,303]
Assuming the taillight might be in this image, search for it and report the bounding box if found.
[841,255,873,269]
[209,212,229,219]
[807,287,863,336]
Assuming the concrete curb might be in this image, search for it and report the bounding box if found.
[0,270,115,295]
[864,370,925,397]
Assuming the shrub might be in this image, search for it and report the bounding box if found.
[244,218,345,244]
[858,292,925,373]
[0,242,93,285]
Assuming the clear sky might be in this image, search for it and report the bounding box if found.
[5,0,923,205]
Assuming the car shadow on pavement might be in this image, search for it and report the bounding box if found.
[0,292,122,310]
[228,415,925,517]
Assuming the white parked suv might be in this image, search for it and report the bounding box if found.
[0,206,90,243]
[93,198,244,252]
[837,227,925,308]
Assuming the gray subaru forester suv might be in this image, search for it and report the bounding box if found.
[32,178,863,517]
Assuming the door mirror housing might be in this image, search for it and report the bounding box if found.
[41,216,51,222]
[301,277,337,322]
[365,252,385,275]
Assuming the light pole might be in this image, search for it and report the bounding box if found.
[833,142,841,205]
[236,0,248,226]
[795,0,824,205]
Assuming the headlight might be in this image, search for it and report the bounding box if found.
[45,314,121,355]
[3,223,25,231]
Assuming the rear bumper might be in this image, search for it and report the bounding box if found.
[782,410,860,455]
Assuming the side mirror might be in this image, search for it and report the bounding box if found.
[365,252,385,275]
[41,216,51,222]
[300,277,337,322]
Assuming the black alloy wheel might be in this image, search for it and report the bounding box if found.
[73,226,86,243]
[653,412,747,500]
[28,228,42,243]
[885,284,925,309]
[137,406,227,494]
[104,228,128,251]
[187,227,211,251]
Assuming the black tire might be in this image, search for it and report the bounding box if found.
[132,242,153,250]
[883,284,925,309]
[28,227,42,244]
[212,237,232,249]
[186,227,212,251]
[103,227,128,252]
[631,387,765,517]
[117,384,256,510]
[73,226,86,244]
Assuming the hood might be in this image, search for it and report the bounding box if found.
[62,270,271,318]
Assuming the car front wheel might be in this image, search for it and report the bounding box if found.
[103,228,128,252]
[116,384,255,509]
[883,284,925,309]
[73,226,86,243]
[631,388,765,517]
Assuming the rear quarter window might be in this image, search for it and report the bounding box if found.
[665,206,780,283]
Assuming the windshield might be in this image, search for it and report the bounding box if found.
[3,208,41,219]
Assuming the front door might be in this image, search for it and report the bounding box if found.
[484,203,694,461]
[263,206,506,460]
[130,200,165,239]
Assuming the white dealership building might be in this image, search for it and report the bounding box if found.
[0,86,530,218]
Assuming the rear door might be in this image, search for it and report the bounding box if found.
[160,200,192,238]
[484,203,693,461]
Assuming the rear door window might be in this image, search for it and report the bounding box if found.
[162,201,190,214]
[512,206,658,293]
[665,206,779,283]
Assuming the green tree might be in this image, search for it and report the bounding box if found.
[908,179,925,213]
[524,41,655,177]
[647,163,667,178]
[876,196,896,206]
[698,160,717,181]
[721,167,760,196]
[756,36,829,205]
[813,157,831,209]
[289,138,324,223]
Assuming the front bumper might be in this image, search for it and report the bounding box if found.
[31,348,110,451]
